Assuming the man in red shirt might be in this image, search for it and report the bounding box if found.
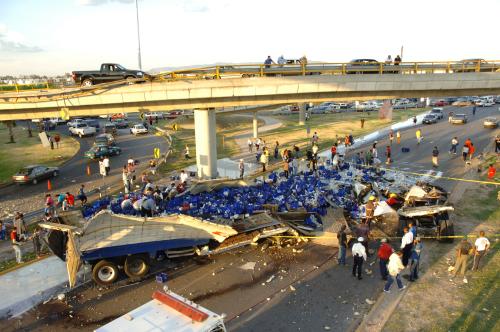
[378,238,393,280]
[65,192,75,208]
[487,164,496,179]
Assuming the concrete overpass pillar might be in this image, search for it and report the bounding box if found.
[194,109,217,179]
[253,112,258,138]
[299,103,306,125]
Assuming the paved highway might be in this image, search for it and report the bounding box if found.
[3,105,497,331]
[0,116,168,216]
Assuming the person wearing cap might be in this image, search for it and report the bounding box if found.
[451,235,473,283]
[472,231,490,271]
[351,237,367,280]
[377,238,393,280]
[239,159,245,179]
[365,196,376,224]
[409,237,423,282]
[384,251,406,292]
[400,226,414,267]
[386,193,399,206]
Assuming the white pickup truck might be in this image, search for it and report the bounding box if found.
[69,123,96,137]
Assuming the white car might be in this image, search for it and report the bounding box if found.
[67,118,85,128]
[145,112,164,119]
[130,124,148,135]
[70,123,97,137]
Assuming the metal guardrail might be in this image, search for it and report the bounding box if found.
[1,60,499,104]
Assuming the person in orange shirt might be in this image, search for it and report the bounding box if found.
[488,164,496,179]
[468,143,475,160]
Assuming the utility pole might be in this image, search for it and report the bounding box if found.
[400,45,404,60]
[135,0,142,70]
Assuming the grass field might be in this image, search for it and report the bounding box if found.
[157,114,264,174]
[0,123,80,184]
[258,108,426,152]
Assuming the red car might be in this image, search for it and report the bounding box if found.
[165,110,183,119]
[432,100,449,107]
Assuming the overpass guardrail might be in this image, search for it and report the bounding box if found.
[1,60,499,104]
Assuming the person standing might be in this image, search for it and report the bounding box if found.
[357,220,370,254]
[396,130,401,144]
[462,144,470,162]
[468,143,475,161]
[472,105,477,116]
[312,144,319,159]
[409,237,422,282]
[487,164,496,179]
[179,170,189,184]
[11,229,23,264]
[122,166,130,193]
[432,146,439,167]
[413,116,417,126]
[292,157,298,176]
[14,211,26,236]
[389,130,394,145]
[385,55,392,65]
[331,144,337,161]
[386,145,392,164]
[260,151,268,172]
[377,238,393,280]
[247,138,253,152]
[337,225,348,265]
[352,237,367,280]
[77,184,87,206]
[451,236,473,283]
[264,56,275,69]
[184,145,191,159]
[274,141,279,159]
[360,118,365,128]
[449,137,459,154]
[394,55,401,65]
[416,129,422,145]
[495,135,500,153]
[283,160,290,179]
[45,195,55,217]
[255,138,261,151]
[277,55,286,66]
[239,159,245,179]
[103,156,110,176]
[54,133,61,148]
[0,220,6,240]
[31,226,44,258]
[400,226,414,267]
[384,251,406,292]
[365,196,376,224]
[472,231,490,271]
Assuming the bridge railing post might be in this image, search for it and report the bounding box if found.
[260,65,264,77]
[215,66,220,79]
[342,64,346,75]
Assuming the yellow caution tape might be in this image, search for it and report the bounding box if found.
[351,162,500,186]
[271,234,500,240]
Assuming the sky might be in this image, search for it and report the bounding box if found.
[0,0,499,75]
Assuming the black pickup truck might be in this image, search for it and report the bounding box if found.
[72,63,150,87]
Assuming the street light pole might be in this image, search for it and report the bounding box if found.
[135,0,142,70]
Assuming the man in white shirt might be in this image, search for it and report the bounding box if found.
[103,157,110,176]
[472,231,490,271]
[352,237,367,280]
[384,251,406,292]
[400,227,414,267]
[247,139,253,152]
[179,170,189,184]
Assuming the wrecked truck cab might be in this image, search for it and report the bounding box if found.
[397,205,455,243]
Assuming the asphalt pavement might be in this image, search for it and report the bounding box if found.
[0,105,498,332]
[0,116,168,215]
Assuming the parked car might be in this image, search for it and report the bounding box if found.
[69,123,97,137]
[422,114,438,124]
[450,114,468,124]
[12,165,59,185]
[431,99,449,107]
[429,108,444,119]
[112,118,129,128]
[85,145,122,159]
[72,63,150,87]
[165,110,184,119]
[94,133,116,146]
[310,105,329,114]
[130,124,148,135]
[145,112,164,119]
[483,117,498,128]
[104,123,117,135]
[452,98,472,107]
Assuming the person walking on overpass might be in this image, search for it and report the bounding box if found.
[377,238,393,280]
[277,55,286,66]
[384,251,406,292]
[385,55,392,65]
[449,137,459,154]
[432,146,439,167]
[416,129,422,145]
[351,237,367,280]
[264,56,275,69]
[394,55,402,65]
[472,231,490,271]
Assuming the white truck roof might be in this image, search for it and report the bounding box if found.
[95,290,226,332]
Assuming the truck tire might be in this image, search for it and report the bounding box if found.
[92,260,119,285]
[81,78,93,87]
[438,219,454,243]
[124,255,149,278]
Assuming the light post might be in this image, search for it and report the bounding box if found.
[135,0,142,70]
